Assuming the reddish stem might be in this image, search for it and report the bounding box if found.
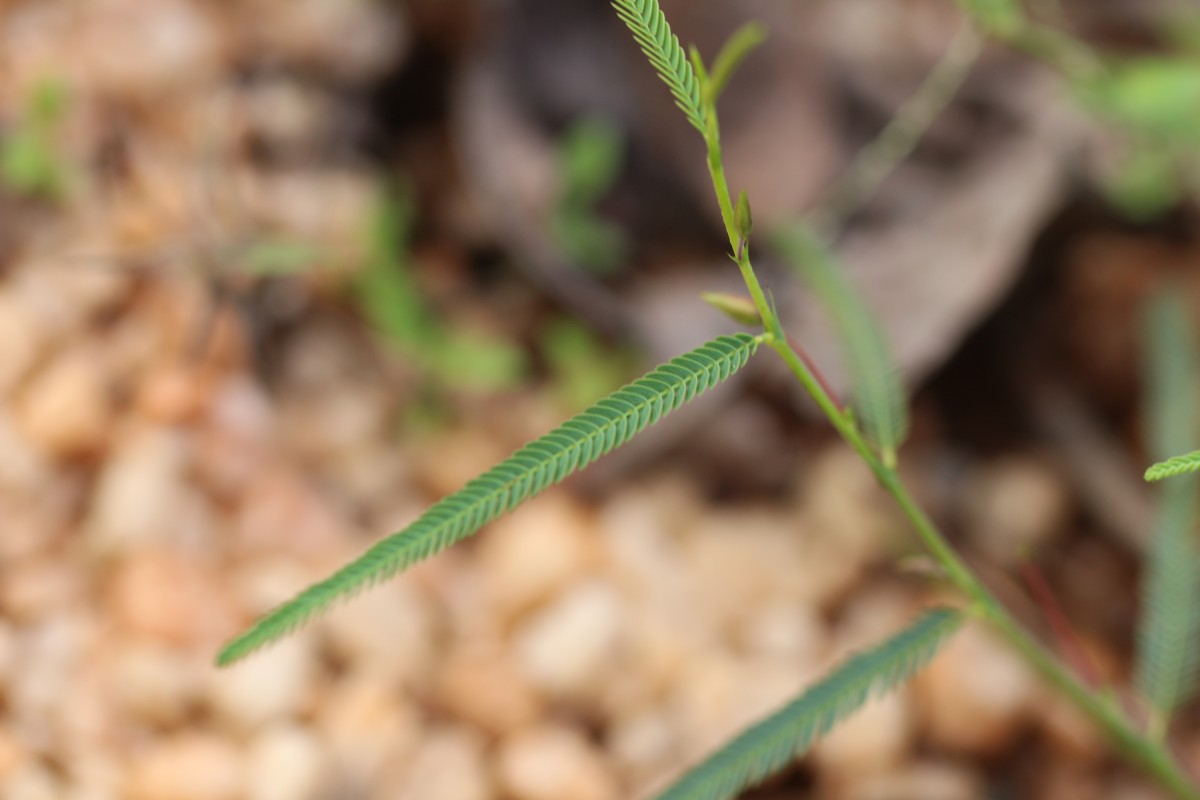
[1020,560,1102,690]
[787,334,845,411]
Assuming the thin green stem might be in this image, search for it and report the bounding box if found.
[768,332,1200,800]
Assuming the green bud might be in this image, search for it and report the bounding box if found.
[734,190,753,241]
[701,291,761,327]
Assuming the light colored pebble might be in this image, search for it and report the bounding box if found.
[106,642,203,727]
[0,294,45,393]
[315,667,420,786]
[963,456,1070,564]
[477,494,597,623]
[801,446,894,564]
[836,761,984,800]
[207,633,316,731]
[514,580,625,700]
[15,348,112,458]
[7,616,95,750]
[593,610,693,721]
[607,709,679,786]
[0,410,53,497]
[496,725,619,800]
[229,470,352,559]
[136,362,205,424]
[72,0,222,96]
[738,602,826,661]
[126,734,244,800]
[2,763,61,800]
[246,724,330,800]
[834,588,919,651]
[1,556,83,621]
[435,642,543,736]
[321,576,434,686]
[382,726,491,800]
[0,621,15,703]
[107,549,239,648]
[0,729,28,783]
[668,651,749,758]
[85,427,190,558]
[61,751,123,800]
[914,622,1037,755]
[812,690,913,776]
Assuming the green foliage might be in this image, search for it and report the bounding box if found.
[1143,293,1200,463]
[1080,60,1200,142]
[551,117,629,274]
[1104,147,1185,221]
[952,0,1022,37]
[733,190,752,245]
[1137,293,1200,733]
[655,608,962,800]
[217,333,761,665]
[701,292,761,327]
[0,78,71,200]
[611,0,707,133]
[773,225,909,466]
[540,318,636,413]
[1076,58,1200,220]
[1147,452,1200,483]
[356,187,526,391]
[238,237,323,276]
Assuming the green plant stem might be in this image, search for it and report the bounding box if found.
[772,335,1199,799]
[698,78,1197,800]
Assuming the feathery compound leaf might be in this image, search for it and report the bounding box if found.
[1144,292,1200,464]
[654,608,962,800]
[218,333,760,666]
[1146,451,1200,482]
[611,0,707,134]
[1136,291,1200,729]
[773,225,909,465]
[1137,478,1200,727]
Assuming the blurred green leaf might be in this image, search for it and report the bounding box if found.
[355,187,434,348]
[553,117,629,274]
[774,225,908,466]
[240,237,323,276]
[541,318,634,412]
[1078,59,1200,142]
[550,212,629,275]
[427,330,527,392]
[1136,290,1200,736]
[952,0,1022,37]
[559,117,624,204]
[356,185,527,393]
[1103,146,1185,221]
[0,77,71,200]
[701,291,761,327]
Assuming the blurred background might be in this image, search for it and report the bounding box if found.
[2,0,1200,797]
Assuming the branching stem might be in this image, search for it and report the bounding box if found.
[694,45,1200,799]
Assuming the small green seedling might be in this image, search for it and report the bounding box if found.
[551,116,629,274]
[1,78,71,200]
